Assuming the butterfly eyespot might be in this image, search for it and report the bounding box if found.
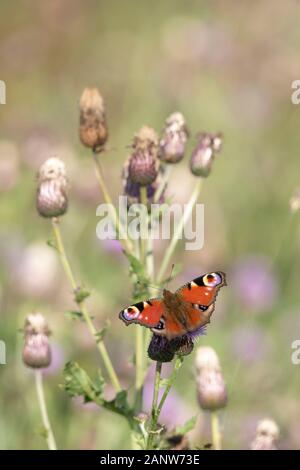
[151,317,166,333]
[203,272,222,287]
[121,305,140,321]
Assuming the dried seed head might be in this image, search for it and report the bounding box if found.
[128,126,159,186]
[36,158,68,218]
[79,88,108,152]
[195,346,220,372]
[289,189,300,213]
[190,133,223,177]
[22,313,51,369]
[196,368,227,411]
[159,112,188,164]
[24,313,51,336]
[250,418,279,450]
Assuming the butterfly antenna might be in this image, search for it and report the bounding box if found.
[164,263,175,289]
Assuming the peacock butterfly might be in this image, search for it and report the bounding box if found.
[119,272,226,340]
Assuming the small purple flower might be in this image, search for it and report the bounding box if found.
[231,255,278,313]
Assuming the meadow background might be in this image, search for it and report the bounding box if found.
[0,0,300,449]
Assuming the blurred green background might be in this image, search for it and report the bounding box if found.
[1,0,300,450]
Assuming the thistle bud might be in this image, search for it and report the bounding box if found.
[195,346,220,372]
[196,368,227,411]
[36,157,68,218]
[79,88,108,152]
[128,126,159,186]
[159,112,188,164]
[289,189,300,213]
[250,418,279,450]
[190,133,223,177]
[195,346,227,411]
[22,313,52,369]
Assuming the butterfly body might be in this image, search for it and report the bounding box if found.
[119,272,226,340]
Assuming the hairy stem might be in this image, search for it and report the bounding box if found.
[157,178,203,283]
[146,361,162,449]
[35,370,57,450]
[51,218,121,392]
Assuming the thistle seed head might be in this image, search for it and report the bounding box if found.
[22,313,52,369]
[250,418,279,450]
[190,132,223,177]
[79,87,108,152]
[159,112,188,164]
[36,158,68,218]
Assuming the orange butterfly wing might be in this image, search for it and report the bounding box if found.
[175,271,226,334]
[119,298,165,328]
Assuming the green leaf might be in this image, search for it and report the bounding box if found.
[65,310,83,321]
[95,319,111,343]
[174,416,197,435]
[46,238,57,250]
[62,361,103,404]
[74,287,91,303]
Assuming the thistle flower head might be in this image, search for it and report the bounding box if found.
[148,334,194,362]
[250,418,279,450]
[128,126,159,186]
[195,346,227,411]
[122,156,164,207]
[22,313,52,369]
[159,111,188,164]
[79,87,108,152]
[190,132,223,177]
[36,158,68,218]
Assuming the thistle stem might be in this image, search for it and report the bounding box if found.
[51,218,121,392]
[211,411,222,450]
[135,187,148,397]
[146,361,162,449]
[156,355,183,417]
[35,370,57,450]
[92,151,133,253]
[157,178,203,283]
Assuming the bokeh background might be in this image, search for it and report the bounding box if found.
[1,0,300,450]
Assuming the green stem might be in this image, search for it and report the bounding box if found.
[157,178,203,283]
[146,361,162,450]
[156,355,183,418]
[135,186,148,401]
[92,151,133,253]
[35,370,57,450]
[51,218,121,393]
[211,411,222,450]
